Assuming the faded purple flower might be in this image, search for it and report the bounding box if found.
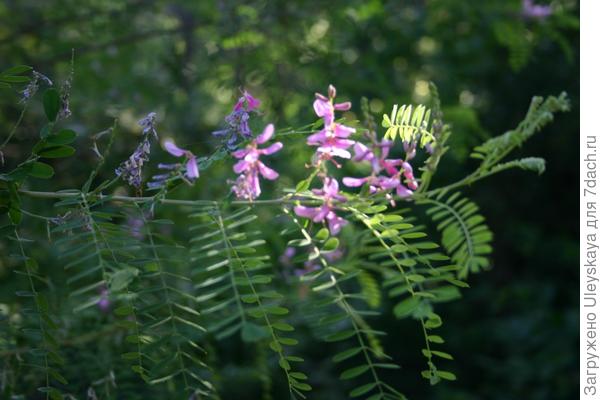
[116,112,159,188]
[138,112,158,139]
[230,123,282,200]
[213,90,261,148]
[97,287,110,312]
[163,140,199,180]
[20,71,53,103]
[115,138,151,188]
[294,177,348,235]
[522,0,553,19]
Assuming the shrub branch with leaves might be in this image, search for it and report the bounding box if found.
[0,66,569,399]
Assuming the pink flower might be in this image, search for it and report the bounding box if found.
[234,90,261,112]
[308,84,355,161]
[343,140,418,200]
[294,177,348,235]
[231,124,282,200]
[163,140,199,180]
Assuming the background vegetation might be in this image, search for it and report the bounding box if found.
[0,1,578,399]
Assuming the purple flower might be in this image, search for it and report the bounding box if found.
[234,90,261,112]
[230,124,282,200]
[294,177,348,235]
[116,112,159,188]
[97,287,110,312]
[115,139,151,188]
[522,0,552,19]
[163,140,199,180]
[213,90,262,148]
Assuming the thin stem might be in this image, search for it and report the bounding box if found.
[18,189,321,206]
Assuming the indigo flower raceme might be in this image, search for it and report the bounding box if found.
[163,140,200,180]
[213,89,261,148]
[522,0,553,19]
[294,177,348,235]
[115,112,159,189]
[308,85,355,163]
[230,123,282,200]
[343,139,418,201]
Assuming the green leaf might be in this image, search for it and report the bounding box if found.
[295,179,310,192]
[340,365,369,380]
[43,88,60,121]
[47,129,77,145]
[333,347,362,362]
[28,162,54,179]
[437,370,457,381]
[38,145,75,158]
[109,267,139,292]
[323,237,339,251]
[1,65,32,76]
[393,296,420,318]
[350,382,377,397]
[241,322,269,342]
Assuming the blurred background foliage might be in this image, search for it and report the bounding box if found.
[0,0,578,399]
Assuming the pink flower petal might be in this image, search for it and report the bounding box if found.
[333,101,351,111]
[343,177,367,187]
[260,142,283,155]
[232,148,249,159]
[294,205,318,219]
[307,130,327,146]
[258,162,279,180]
[256,123,274,144]
[186,157,199,179]
[396,184,413,198]
[319,146,351,159]
[244,91,261,111]
[164,140,187,157]
[326,212,347,236]
[333,124,355,138]
[233,160,249,174]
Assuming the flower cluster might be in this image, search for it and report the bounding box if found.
[307,85,355,165]
[522,0,552,19]
[343,138,419,202]
[294,177,348,235]
[20,71,53,103]
[213,90,261,148]
[115,112,158,189]
[230,123,282,200]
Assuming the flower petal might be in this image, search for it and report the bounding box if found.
[343,177,368,187]
[294,205,318,219]
[258,162,279,180]
[232,148,249,159]
[256,123,275,144]
[164,140,187,157]
[260,142,283,155]
[233,160,250,174]
[186,156,199,179]
[333,101,351,111]
[307,130,327,146]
